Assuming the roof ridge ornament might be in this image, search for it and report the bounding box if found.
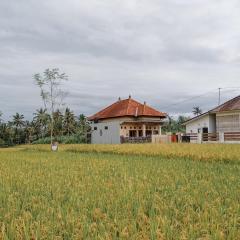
[143,101,146,113]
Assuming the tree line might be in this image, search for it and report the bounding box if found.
[0,109,91,147]
[0,67,203,147]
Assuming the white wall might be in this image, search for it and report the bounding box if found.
[186,114,216,133]
[209,114,216,132]
[90,120,121,144]
[90,116,165,144]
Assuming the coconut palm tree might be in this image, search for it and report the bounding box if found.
[12,113,25,129]
[53,109,64,137]
[12,113,25,144]
[192,106,202,116]
[25,121,35,144]
[63,108,76,136]
[33,108,50,138]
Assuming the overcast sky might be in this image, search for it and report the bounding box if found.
[1,0,240,120]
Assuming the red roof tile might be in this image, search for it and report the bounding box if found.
[88,97,166,121]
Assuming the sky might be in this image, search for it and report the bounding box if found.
[0,0,240,120]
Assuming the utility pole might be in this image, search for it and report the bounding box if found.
[218,88,222,105]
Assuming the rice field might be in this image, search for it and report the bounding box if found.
[0,144,239,239]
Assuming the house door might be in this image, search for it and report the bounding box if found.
[202,127,208,141]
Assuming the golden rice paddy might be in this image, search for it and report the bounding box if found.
[0,144,239,239]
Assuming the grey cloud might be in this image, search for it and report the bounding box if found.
[0,0,240,120]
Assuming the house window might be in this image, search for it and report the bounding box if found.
[153,130,159,135]
[105,126,108,130]
[129,130,137,137]
[146,130,152,137]
[94,127,97,130]
[121,126,123,129]
[124,126,127,129]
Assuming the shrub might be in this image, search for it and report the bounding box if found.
[32,134,88,144]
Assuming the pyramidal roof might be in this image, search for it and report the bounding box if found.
[88,97,166,121]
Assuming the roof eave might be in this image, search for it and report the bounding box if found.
[182,112,210,125]
[88,114,166,122]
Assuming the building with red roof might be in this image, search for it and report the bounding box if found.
[88,96,167,144]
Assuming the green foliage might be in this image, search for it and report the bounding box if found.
[162,115,190,134]
[0,109,90,147]
[0,138,5,147]
[32,134,88,144]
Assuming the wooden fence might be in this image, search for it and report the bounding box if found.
[202,133,219,142]
[182,133,198,142]
[121,136,152,144]
[224,132,240,142]
[184,132,240,143]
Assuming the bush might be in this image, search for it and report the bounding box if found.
[32,134,88,144]
[0,138,5,147]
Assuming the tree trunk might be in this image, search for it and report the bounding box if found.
[50,116,53,147]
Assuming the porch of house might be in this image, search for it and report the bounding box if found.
[120,121,163,143]
[184,112,240,143]
[182,131,240,144]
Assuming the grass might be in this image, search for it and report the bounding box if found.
[0,144,239,239]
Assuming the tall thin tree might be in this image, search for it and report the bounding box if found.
[34,68,68,146]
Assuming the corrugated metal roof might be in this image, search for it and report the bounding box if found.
[210,95,240,112]
[183,95,240,125]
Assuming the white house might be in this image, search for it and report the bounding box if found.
[184,113,216,134]
[88,96,167,144]
[183,95,240,143]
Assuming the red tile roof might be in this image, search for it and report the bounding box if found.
[88,97,167,121]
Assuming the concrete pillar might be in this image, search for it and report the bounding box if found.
[219,132,224,143]
[197,133,202,144]
[159,125,162,135]
[143,124,146,137]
